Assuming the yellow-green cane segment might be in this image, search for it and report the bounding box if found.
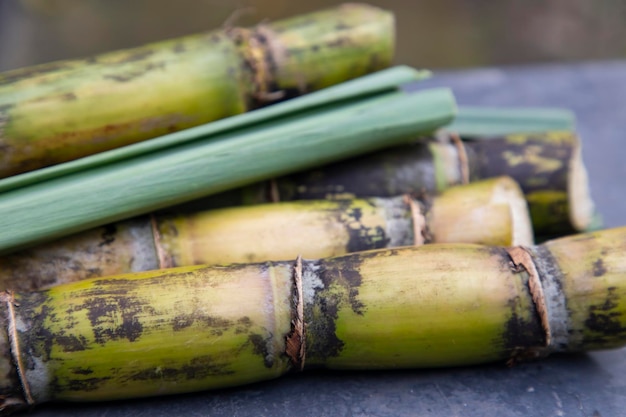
[0,177,532,291]
[0,3,395,178]
[1,227,626,413]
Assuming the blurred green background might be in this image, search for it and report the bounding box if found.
[1,0,625,72]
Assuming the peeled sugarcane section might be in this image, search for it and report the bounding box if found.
[0,3,394,178]
[0,227,625,413]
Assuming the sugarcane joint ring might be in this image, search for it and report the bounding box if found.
[0,291,34,406]
[285,256,306,371]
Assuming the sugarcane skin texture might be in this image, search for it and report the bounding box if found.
[305,246,543,369]
[464,131,578,234]
[0,88,457,255]
[0,198,405,290]
[0,219,159,291]
[265,3,394,93]
[273,141,442,201]
[4,245,544,407]
[8,228,626,409]
[158,198,403,266]
[162,131,584,238]
[13,263,293,402]
[525,190,569,233]
[543,227,626,351]
[0,3,394,178]
[0,32,251,178]
[0,177,531,293]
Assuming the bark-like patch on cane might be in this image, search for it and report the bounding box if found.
[71,367,94,376]
[322,256,366,316]
[170,311,233,335]
[302,256,369,364]
[18,292,56,361]
[0,61,74,85]
[584,287,626,346]
[503,297,545,352]
[336,200,389,253]
[81,295,145,344]
[464,134,573,194]
[116,49,154,64]
[235,316,253,334]
[128,355,235,382]
[62,376,112,392]
[98,224,117,247]
[303,287,344,364]
[172,314,194,331]
[55,334,89,352]
[248,333,274,368]
[103,62,166,83]
[593,259,607,277]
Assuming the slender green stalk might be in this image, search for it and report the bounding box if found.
[448,107,575,136]
[0,88,456,254]
[0,3,396,178]
[0,177,531,291]
[0,226,624,413]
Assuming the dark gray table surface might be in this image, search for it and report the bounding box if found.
[33,61,626,416]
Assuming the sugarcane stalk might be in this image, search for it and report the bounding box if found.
[0,177,531,291]
[462,131,594,234]
[0,226,624,414]
[0,66,428,195]
[193,131,591,235]
[0,87,456,254]
[0,3,395,179]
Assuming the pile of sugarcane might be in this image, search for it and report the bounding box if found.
[0,3,622,415]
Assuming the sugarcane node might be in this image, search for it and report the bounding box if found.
[149,214,172,269]
[403,195,427,245]
[268,178,281,203]
[506,247,551,349]
[445,132,470,184]
[0,291,33,407]
[285,255,305,371]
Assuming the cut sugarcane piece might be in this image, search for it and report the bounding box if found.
[0,3,396,178]
[0,227,624,413]
[0,66,428,194]
[462,131,595,234]
[202,131,591,235]
[0,177,531,291]
[0,88,457,254]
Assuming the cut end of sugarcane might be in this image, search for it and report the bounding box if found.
[489,176,535,246]
[429,176,534,247]
[568,140,596,231]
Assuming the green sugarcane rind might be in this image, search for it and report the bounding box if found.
[449,107,576,137]
[0,3,397,179]
[0,88,456,254]
[2,227,626,411]
[0,66,429,195]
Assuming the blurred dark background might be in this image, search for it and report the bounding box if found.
[1,0,625,72]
